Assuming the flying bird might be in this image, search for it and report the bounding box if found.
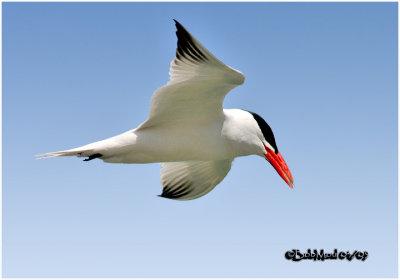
[38,20,294,200]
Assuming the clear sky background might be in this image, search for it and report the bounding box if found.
[2,2,398,278]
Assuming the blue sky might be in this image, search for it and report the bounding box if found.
[2,2,398,278]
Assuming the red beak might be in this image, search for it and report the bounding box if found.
[264,144,294,188]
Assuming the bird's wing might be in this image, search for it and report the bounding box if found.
[159,159,233,200]
[138,20,245,129]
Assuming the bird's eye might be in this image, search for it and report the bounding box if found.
[247,111,279,154]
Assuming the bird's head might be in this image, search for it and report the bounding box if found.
[247,111,294,189]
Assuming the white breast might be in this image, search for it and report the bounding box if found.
[100,109,262,163]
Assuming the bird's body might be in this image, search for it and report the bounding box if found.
[38,20,294,200]
[56,109,264,164]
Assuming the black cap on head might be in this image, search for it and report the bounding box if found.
[246,111,279,154]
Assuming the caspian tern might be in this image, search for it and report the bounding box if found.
[38,20,294,200]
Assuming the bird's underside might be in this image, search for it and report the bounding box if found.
[37,20,294,201]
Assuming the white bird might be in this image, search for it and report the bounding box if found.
[38,20,294,200]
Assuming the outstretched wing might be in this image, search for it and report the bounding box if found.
[159,159,233,200]
[138,20,245,129]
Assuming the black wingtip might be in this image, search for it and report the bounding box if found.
[173,19,187,34]
[173,19,181,26]
[173,20,208,63]
[158,193,173,200]
[159,183,193,200]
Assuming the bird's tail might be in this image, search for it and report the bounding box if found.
[35,147,95,160]
[36,134,131,161]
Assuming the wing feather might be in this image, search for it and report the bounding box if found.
[159,159,233,200]
[138,20,245,129]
